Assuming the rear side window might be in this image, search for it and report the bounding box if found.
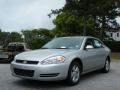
[93,39,103,48]
[16,45,25,52]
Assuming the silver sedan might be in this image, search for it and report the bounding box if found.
[11,36,111,85]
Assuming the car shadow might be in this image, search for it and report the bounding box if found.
[13,79,68,89]
[81,70,104,81]
[12,70,111,89]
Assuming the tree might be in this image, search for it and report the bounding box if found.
[51,0,120,40]
[0,31,10,47]
[0,30,23,48]
[31,38,46,49]
[53,12,96,37]
[22,28,54,49]
[8,32,23,42]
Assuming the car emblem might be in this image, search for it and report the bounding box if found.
[23,61,27,64]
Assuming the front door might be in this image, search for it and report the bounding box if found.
[82,38,98,71]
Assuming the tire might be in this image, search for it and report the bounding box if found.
[66,61,81,86]
[102,58,110,73]
[8,55,14,63]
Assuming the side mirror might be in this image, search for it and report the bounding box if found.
[85,45,94,49]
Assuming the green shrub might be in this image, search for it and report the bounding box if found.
[104,41,120,52]
[31,39,47,49]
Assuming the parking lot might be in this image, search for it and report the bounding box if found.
[0,61,120,90]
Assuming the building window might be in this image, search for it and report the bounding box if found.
[110,33,113,37]
[117,33,119,37]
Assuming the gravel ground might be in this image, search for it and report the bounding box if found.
[0,62,120,90]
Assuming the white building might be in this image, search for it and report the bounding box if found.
[106,30,120,41]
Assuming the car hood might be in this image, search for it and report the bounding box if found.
[15,49,76,61]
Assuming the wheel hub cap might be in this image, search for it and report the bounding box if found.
[71,65,80,83]
[106,60,110,71]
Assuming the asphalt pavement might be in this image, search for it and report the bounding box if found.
[0,61,120,90]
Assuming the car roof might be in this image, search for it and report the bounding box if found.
[8,42,26,46]
[57,36,96,39]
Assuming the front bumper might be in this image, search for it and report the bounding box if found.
[10,62,69,81]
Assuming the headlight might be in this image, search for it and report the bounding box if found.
[41,56,65,65]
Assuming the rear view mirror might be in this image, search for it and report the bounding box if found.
[86,45,94,49]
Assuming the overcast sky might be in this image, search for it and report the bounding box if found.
[0,0,65,32]
[0,0,119,32]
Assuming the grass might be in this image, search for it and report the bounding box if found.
[112,53,120,60]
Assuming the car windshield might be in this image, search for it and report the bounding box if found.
[42,37,84,49]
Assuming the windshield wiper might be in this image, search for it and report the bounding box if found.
[41,47,70,49]
[41,47,49,49]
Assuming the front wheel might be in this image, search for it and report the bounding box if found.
[102,58,110,73]
[66,61,81,86]
[8,55,14,62]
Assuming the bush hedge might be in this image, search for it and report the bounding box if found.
[104,41,120,52]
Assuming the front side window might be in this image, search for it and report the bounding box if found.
[84,38,95,49]
[85,39,94,47]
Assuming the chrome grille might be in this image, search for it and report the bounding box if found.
[16,60,39,64]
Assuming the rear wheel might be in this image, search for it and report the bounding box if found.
[102,58,110,73]
[66,61,81,85]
